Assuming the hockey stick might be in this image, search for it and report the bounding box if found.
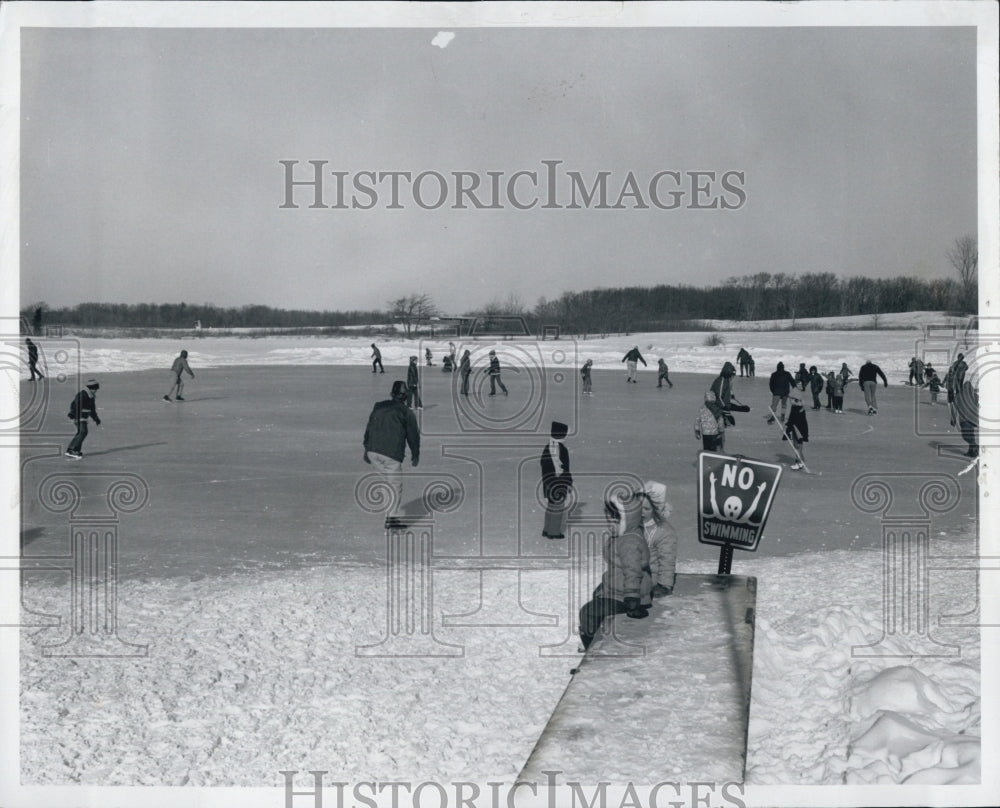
[767,406,820,475]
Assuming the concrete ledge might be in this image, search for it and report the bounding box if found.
[519,573,757,785]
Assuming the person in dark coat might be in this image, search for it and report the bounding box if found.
[956,379,979,458]
[747,355,756,377]
[163,350,195,401]
[484,349,508,396]
[736,347,751,377]
[578,492,652,650]
[795,363,810,391]
[363,380,420,530]
[541,421,573,539]
[782,390,810,470]
[580,359,593,396]
[946,353,969,427]
[702,361,749,452]
[406,356,422,409]
[65,379,101,459]
[425,347,434,367]
[26,338,44,381]
[459,349,472,396]
[656,358,673,389]
[858,360,889,415]
[808,366,824,410]
[371,343,385,374]
[767,362,796,423]
[621,345,647,383]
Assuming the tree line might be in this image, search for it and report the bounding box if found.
[21,302,386,330]
[23,234,977,333]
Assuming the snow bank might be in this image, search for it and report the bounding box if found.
[31,322,976,382]
[21,543,980,786]
[744,548,980,786]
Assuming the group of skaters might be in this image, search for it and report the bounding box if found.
[372,341,513,405]
[48,347,194,460]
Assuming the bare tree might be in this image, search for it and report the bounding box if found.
[946,235,978,312]
[388,293,438,337]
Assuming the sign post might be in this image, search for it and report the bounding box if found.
[697,452,782,574]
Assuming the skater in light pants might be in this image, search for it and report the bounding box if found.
[621,345,646,383]
[363,380,421,530]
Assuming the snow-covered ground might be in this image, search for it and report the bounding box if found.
[35,311,979,382]
[13,311,991,805]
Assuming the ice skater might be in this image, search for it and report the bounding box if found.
[781,390,810,470]
[425,347,434,367]
[956,378,979,458]
[406,355,422,409]
[795,363,810,391]
[766,361,795,423]
[701,361,749,452]
[26,338,44,381]
[363,380,420,530]
[621,345,647,383]
[65,379,101,459]
[736,347,751,377]
[540,420,573,539]
[858,359,888,415]
[459,349,472,396]
[163,350,195,401]
[808,366,824,410]
[825,371,836,409]
[484,350,508,396]
[831,372,848,413]
[656,358,674,389]
[371,343,385,374]
[928,371,942,404]
[946,353,969,427]
[581,358,593,395]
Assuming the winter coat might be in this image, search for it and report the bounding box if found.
[809,372,825,394]
[363,399,420,463]
[598,529,652,606]
[170,356,194,378]
[487,356,502,376]
[460,354,472,376]
[644,520,677,589]
[621,348,647,366]
[407,362,419,388]
[68,389,101,424]
[858,362,888,386]
[580,362,592,381]
[695,405,724,438]
[783,403,809,443]
[540,441,573,502]
[769,367,795,396]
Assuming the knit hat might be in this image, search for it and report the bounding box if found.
[550,421,568,440]
[86,379,100,390]
[642,481,672,519]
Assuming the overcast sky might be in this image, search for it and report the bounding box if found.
[18,25,977,315]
